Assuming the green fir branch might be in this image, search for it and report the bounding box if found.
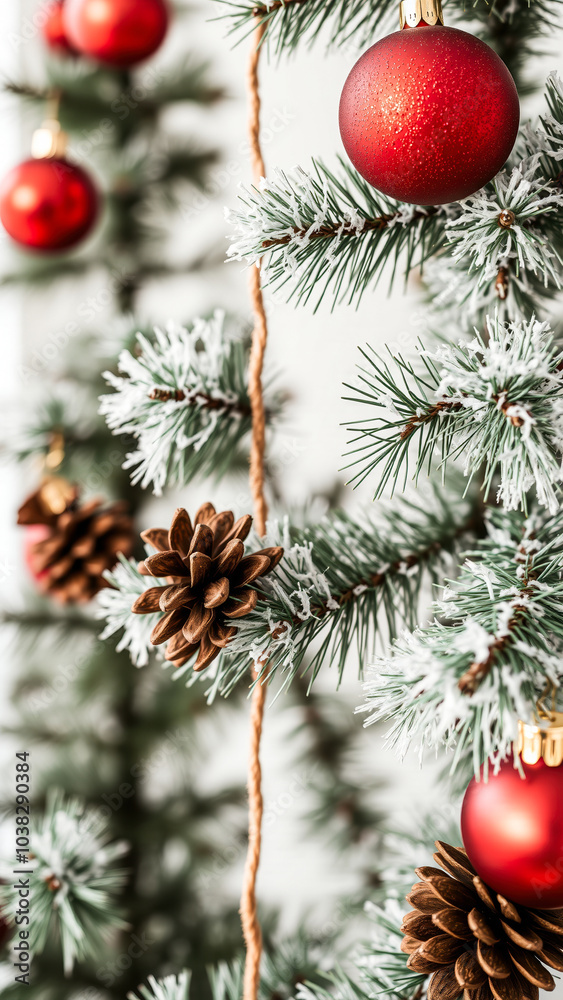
[0,791,128,975]
[344,315,563,513]
[226,160,445,311]
[99,311,283,495]
[361,505,563,771]
[206,488,478,695]
[216,0,563,58]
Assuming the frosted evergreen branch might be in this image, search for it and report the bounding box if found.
[226,161,445,311]
[215,0,560,56]
[298,816,463,1000]
[203,490,478,696]
[360,506,563,771]
[420,252,559,330]
[100,311,281,495]
[97,554,167,667]
[99,494,476,688]
[129,972,191,1000]
[344,314,563,513]
[215,0,397,53]
[445,157,563,293]
[0,791,128,975]
[210,934,334,1000]
[226,78,563,313]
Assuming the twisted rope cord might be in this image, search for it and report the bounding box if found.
[240,19,269,1000]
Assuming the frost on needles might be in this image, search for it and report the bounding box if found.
[100,311,281,495]
[344,314,563,513]
[97,493,476,693]
[0,791,127,976]
[360,506,563,772]
[225,74,563,317]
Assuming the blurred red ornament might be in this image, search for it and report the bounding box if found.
[339,0,520,205]
[42,0,77,55]
[23,524,52,586]
[63,0,169,67]
[462,749,563,909]
[0,157,98,252]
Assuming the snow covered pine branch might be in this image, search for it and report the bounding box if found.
[226,75,563,317]
[1,791,127,975]
[98,492,477,692]
[344,314,563,513]
[360,506,563,771]
[100,311,282,495]
[218,0,398,53]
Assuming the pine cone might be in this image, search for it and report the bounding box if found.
[401,841,563,1000]
[132,503,283,672]
[18,485,134,604]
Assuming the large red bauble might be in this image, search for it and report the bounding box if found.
[461,757,563,909]
[0,158,98,252]
[42,0,78,55]
[339,25,520,205]
[63,0,169,67]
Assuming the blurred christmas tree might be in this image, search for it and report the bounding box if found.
[0,4,246,998]
[0,4,386,998]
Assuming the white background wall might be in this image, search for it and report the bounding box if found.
[2,0,563,992]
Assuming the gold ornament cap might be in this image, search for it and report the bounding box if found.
[31,119,67,160]
[518,714,563,767]
[399,0,444,28]
[39,476,77,516]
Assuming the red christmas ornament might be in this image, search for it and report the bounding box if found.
[339,0,520,205]
[461,716,563,909]
[0,155,98,252]
[63,0,169,67]
[42,0,78,55]
[23,524,52,586]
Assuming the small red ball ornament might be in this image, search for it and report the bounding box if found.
[42,0,78,55]
[63,0,169,67]
[23,524,52,586]
[461,716,563,909]
[339,0,520,205]
[0,156,98,252]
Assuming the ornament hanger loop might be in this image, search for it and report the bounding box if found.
[31,88,67,160]
[399,0,444,29]
[536,676,558,723]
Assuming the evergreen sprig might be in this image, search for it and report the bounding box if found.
[296,815,463,1000]
[97,554,166,667]
[129,972,191,1000]
[1,791,128,975]
[204,490,476,695]
[360,505,563,772]
[215,0,396,54]
[226,77,563,314]
[226,161,445,310]
[217,0,563,60]
[98,491,476,690]
[100,311,282,495]
[344,314,563,513]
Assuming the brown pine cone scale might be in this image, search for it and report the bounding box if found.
[132,503,283,672]
[401,841,563,1000]
[18,486,133,604]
